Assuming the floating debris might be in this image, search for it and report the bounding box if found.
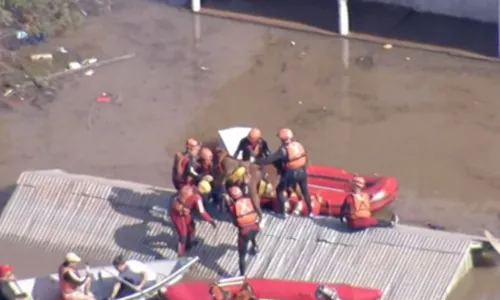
[68,61,82,70]
[290,40,296,46]
[199,66,208,71]
[82,58,98,65]
[16,31,28,40]
[30,53,53,61]
[57,47,68,54]
[383,44,393,50]
[84,70,94,76]
[97,93,112,103]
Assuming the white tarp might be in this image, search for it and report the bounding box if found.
[218,127,251,159]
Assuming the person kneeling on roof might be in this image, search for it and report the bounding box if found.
[58,252,95,300]
[108,255,155,299]
[0,264,29,300]
[227,186,260,276]
[286,189,321,216]
[169,180,217,257]
[340,176,398,230]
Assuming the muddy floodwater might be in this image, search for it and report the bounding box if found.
[0,1,500,298]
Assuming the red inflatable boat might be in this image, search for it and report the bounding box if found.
[306,164,398,216]
[260,164,397,217]
[164,276,382,300]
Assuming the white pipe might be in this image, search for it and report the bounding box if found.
[341,37,349,69]
[338,0,349,36]
[191,0,200,13]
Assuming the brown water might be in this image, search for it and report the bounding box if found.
[0,0,500,298]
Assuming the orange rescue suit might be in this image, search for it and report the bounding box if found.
[284,141,307,169]
[58,265,79,295]
[347,192,371,219]
[234,197,258,227]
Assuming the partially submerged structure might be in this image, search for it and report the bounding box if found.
[0,169,489,300]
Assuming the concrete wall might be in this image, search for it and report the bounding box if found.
[362,0,498,23]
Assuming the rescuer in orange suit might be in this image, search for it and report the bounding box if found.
[340,176,399,230]
[172,138,202,190]
[227,186,260,276]
[256,128,313,218]
[234,127,271,162]
[169,181,216,256]
[58,252,95,300]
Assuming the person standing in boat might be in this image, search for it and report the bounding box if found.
[233,128,271,162]
[0,264,29,300]
[255,128,314,218]
[340,176,399,230]
[108,255,156,299]
[227,186,260,276]
[58,252,95,300]
[169,181,217,257]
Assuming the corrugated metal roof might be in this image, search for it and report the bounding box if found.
[0,170,479,300]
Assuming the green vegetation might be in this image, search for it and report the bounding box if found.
[0,0,84,35]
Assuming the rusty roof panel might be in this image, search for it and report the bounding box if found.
[0,170,478,300]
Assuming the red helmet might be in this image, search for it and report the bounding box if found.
[228,186,243,199]
[248,128,262,144]
[277,128,294,143]
[0,264,12,277]
[200,147,213,161]
[185,138,200,151]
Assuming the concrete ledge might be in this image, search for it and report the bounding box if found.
[199,7,500,63]
[362,0,498,23]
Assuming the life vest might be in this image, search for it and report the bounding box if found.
[284,141,307,169]
[5,280,23,296]
[172,186,194,215]
[227,166,247,183]
[234,197,258,227]
[349,192,371,219]
[58,265,79,295]
[172,152,187,183]
[257,180,274,199]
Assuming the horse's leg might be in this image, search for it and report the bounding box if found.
[248,174,263,219]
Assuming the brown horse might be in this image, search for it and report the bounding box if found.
[211,147,279,218]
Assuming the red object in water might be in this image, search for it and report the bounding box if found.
[260,164,398,217]
[305,164,398,216]
[164,278,382,300]
[96,93,111,103]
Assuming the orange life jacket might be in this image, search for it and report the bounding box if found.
[172,186,194,215]
[234,197,258,227]
[58,265,79,295]
[285,141,307,169]
[349,192,371,219]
